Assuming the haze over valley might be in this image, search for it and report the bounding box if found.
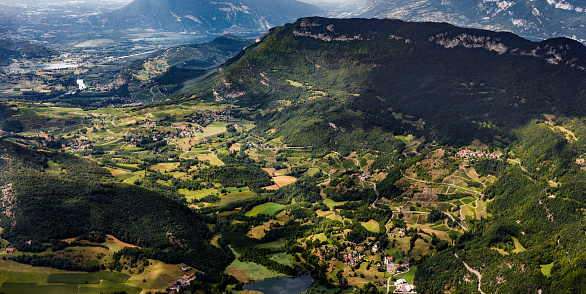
[1,1,586,294]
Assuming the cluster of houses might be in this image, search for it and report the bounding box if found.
[394,278,416,293]
[388,261,410,275]
[342,250,365,266]
[170,125,204,138]
[247,142,271,150]
[168,266,196,294]
[456,149,501,159]
[350,170,372,181]
[67,136,115,153]
[188,109,237,126]
[390,228,406,238]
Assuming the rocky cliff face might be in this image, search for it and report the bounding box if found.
[330,0,586,43]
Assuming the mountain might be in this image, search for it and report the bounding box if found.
[0,139,233,275]
[330,0,586,43]
[112,35,254,102]
[102,0,322,35]
[0,41,56,66]
[185,17,586,149]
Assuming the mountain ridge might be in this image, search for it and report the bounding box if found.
[329,0,586,44]
[180,17,586,148]
[101,0,323,35]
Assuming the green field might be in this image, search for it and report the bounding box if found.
[0,282,77,294]
[47,271,129,284]
[269,253,293,267]
[394,265,417,284]
[512,237,527,253]
[78,280,141,294]
[540,263,553,277]
[323,199,346,210]
[245,203,285,217]
[226,246,282,282]
[361,220,380,233]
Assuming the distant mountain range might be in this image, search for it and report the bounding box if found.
[101,0,322,35]
[328,0,586,43]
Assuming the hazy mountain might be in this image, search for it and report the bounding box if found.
[330,0,586,43]
[0,41,56,66]
[102,0,322,35]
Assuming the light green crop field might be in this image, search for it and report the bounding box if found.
[323,199,346,210]
[361,220,380,233]
[540,263,553,277]
[512,237,527,253]
[225,259,282,283]
[245,203,285,217]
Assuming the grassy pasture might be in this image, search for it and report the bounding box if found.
[512,237,526,253]
[540,263,553,277]
[218,192,256,206]
[245,203,285,217]
[150,162,179,173]
[361,220,380,232]
[46,271,129,284]
[125,260,186,292]
[323,199,346,210]
[78,280,141,294]
[269,253,293,267]
[0,282,77,294]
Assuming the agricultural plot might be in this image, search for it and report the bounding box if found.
[540,263,553,277]
[78,280,141,294]
[47,271,129,284]
[150,162,179,173]
[218,192,256,206]
[512,237,527,253]
[361,220,380,233]
[125,260,186,293]
[273,176,297,188]
[323,199,346,210]
[0,283,77,294]
[245,203,285,217]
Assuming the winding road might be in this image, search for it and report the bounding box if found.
[455,253,485,294]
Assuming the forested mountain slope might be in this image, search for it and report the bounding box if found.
[182,17,586,149]
[0,140,233,275]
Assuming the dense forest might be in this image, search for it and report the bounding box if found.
[0,140,233,275]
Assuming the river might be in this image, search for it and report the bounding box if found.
[2,62,79,71]
[243,275,313,294]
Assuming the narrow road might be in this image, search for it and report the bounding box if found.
[444,212,468,231]
[455,254,485,294]
[507,159,527,173]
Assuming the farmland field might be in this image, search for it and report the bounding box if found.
[77,280,141,294]
[273,176,297,188]
[0,282,77,294]
[47,271,129,284]
[361,220,380,232]
[245,203,285,217]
